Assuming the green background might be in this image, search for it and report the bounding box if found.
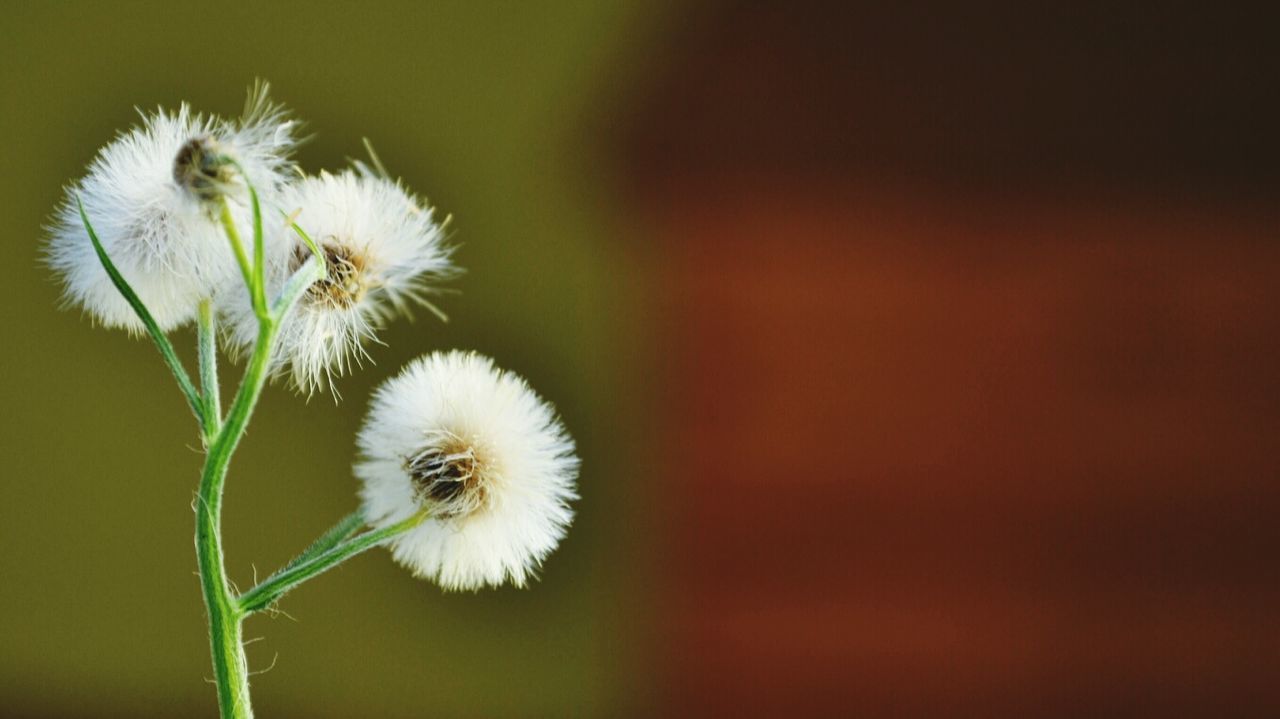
[1,2,666,716]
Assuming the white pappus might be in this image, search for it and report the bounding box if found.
[219,169,454,395]
[355,351,579,591]
[46,85,298,332]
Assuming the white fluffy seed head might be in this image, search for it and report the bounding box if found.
[220,169,454,395]
[46,87,298,332]
[356,351,579,591]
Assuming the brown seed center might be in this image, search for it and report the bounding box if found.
[404,441,487,519]
[173,137,232,200]
[293,241,366,308]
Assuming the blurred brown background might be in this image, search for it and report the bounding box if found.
[3,1,1280,717]
[623,3,1280,716]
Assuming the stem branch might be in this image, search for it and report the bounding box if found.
[238,511,425,615]
[277,511,365,576]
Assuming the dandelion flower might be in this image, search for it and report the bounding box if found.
[356,351,578,590]
[46,86,298,331]
[222,170,453,394]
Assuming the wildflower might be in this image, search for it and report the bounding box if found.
[221,169,453,394]
[46,85,297,331]
[356,351,579,590]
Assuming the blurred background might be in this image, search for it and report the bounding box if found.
[3,1,1279,717]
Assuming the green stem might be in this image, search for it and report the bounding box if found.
[196,318,277,719]
[277,510,365,576]
[238,511,426,615]
[272,254,325,317]
[194,219,327,718]
[282,212,323,260]
[217,198,258,316]
[197,300,221,440]
[227,160,268,314]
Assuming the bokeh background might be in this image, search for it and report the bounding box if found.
[3,1,1280,717]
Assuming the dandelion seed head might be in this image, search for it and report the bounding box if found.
[221,170,454,395]
[356,351,579,591]
[46,86,298,332]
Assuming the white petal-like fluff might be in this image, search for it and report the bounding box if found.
[47,92,297,332]
[221,170,453,394]
[356,351,579,590]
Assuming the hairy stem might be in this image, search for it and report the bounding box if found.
[195,186,330,718]
[196,318,277,719]
[276,511,365,576]
[238,511,425,615]
[197,300,221,440]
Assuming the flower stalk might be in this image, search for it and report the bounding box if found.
[194,315,275,719]
[238,510,426,614]
[217,197,257,313]
[192,209,326,718]
[81,189,396,718]
[197,299,222,440]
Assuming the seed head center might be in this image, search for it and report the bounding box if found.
[404,441,487,519]
[173,137,234,200]
[294,241,367,308]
